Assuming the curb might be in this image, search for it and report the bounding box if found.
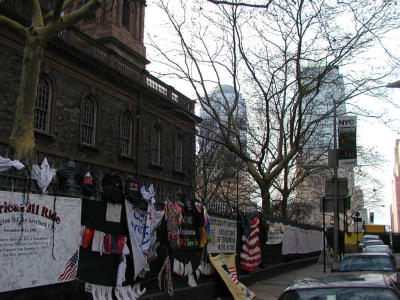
[141,257,318,300]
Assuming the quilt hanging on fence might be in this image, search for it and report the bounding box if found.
[281,226,325,255]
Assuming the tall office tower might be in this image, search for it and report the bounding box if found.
[197,85,252,207]
[295,66,355,226]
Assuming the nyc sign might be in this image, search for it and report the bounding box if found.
[338,116,357,167]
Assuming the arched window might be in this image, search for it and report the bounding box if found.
[34,75,52,133]
[175,134,183,172]
[81,94,97,146]
[151,125,161,165]
[122,0,131,29]
[120,111,132,156]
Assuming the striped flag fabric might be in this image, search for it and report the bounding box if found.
[227,266,239,285]
[240,216,261,272]
[58,250,79,281]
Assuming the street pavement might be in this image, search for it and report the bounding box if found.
[216,253,400,300]
[215,262,330,300]
[247,262,330,300]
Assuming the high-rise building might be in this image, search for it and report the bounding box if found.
[295,66,355,226]
[197,85,252,207]
[392,139,400,233]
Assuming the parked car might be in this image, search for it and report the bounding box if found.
[334,253,399,284]
[278,273,400,300]
[359,238,385,250]
[363,244,393,254]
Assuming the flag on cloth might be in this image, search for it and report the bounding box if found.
[240,216,261,272]
[209,254,256,300]
[58,250,79,281]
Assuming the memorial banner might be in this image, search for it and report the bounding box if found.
[0,191,81,292]
[266,222,285,245]
[207,216,237,253]
[125,200,150,279]
[180,213,199,248]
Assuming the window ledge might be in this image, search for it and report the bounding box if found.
[173,170,185,176]
[79,143,99,152]
[34,131,55,140]
[119,154,136,161]
[149,163,163,170]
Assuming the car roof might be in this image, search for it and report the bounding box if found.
[364,244,390,249]
[364,240,384,244]
[344,252,391,257]
[285,273,393,291]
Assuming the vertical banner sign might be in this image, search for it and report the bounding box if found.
[207,216,237,253]
[180,212,199,248]
[0,192,81,292]
[338,116,357,167]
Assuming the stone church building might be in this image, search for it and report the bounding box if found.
[0,0,199,200]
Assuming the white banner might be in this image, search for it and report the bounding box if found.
[207,216,237,253]
[266,222,285,245]
[0,191,81,292]
[125,200,150,279]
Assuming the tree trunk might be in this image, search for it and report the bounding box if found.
[9,35,44,164]
[261,185,271,215]
[281,192,288,218]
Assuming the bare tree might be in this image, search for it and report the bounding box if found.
[196,121,256,207]
[148,0,400,215]
[0,0,103,163]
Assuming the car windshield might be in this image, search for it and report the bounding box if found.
[339,256,395,272]
[279,287,399,300]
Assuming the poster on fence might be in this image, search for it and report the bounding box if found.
[0,191,81,292]
[266,222,285,245]
[207,216,237,253]
[181,213,199,248]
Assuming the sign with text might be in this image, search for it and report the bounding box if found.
[180,213,199,248]
[0,191,81,292]
[207,216,237,253]
[338,116,357,167]
[266,222,285,245]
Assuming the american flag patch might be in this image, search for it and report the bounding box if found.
[58,250,79,281]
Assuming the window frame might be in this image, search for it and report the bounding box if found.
[174,133,183,172]
[34,74,53,134]
[151,124,161,166]
[119,111,133,157]
[122,0,131,29]
[80,94,98,147]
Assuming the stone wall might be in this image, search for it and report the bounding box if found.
[0,35,196,201]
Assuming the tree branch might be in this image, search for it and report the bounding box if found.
[32,0,44,27]
[0,15,26,38]
[207,0,272,8]
[61,0,102,28]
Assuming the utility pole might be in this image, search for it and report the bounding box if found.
[333,95,339,268]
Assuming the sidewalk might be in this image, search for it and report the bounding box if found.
[248,262,330,300]
[216,262,330,300]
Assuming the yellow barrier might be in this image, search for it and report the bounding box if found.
[345,232,363,252]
